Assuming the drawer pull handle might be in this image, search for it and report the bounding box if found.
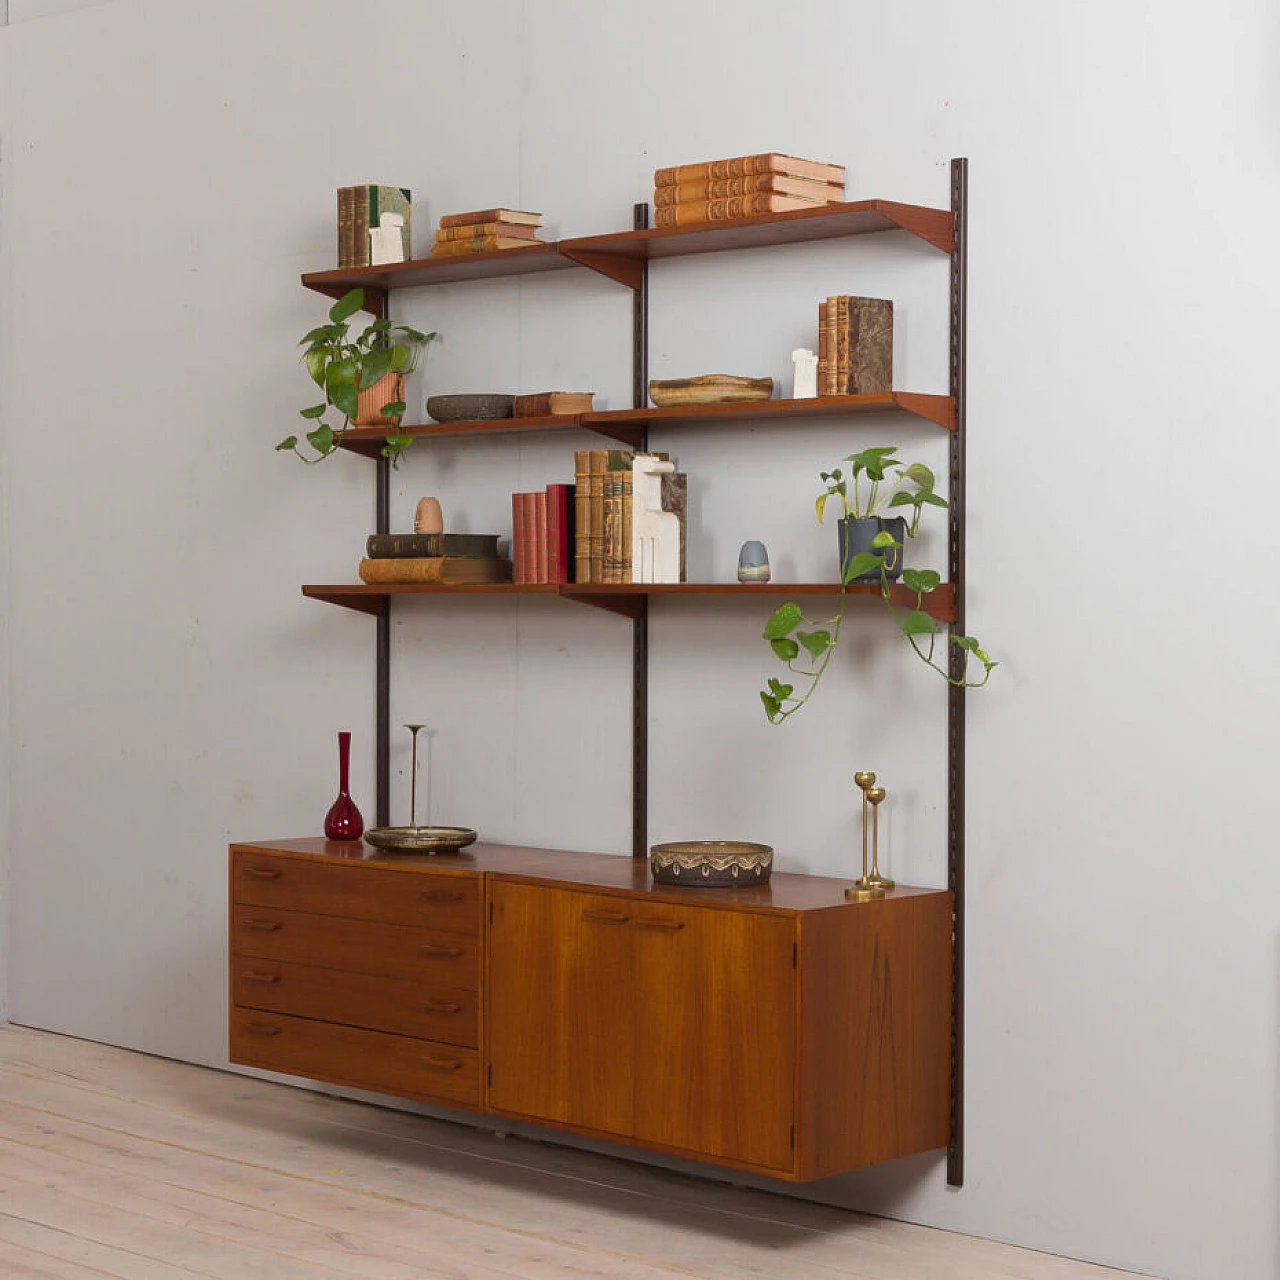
[244,868,281,880]
[420,945,464,959]
[421,1055,462,1071]
[582,909,629,925]
[423,1000,462,1014]
[245,1022,282,1036]
[421,889,464,903]
[241,971,282,984]
[637,918,685,932]
[244,919,282,932]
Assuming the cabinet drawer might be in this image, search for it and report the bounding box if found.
[232,904,479,987]
[232,956,477,1047]
[230,1009,480,1109]
[232,851,479,935]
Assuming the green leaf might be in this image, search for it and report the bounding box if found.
[900,610,940,637]
[379,400,407,419]
[304,348,328,387]
[276,435,298,451]
[330,384,358,420]
[760,691,782,721]
[766,677,794,698]
[955,635,978,652]
[842,551,883,582]
[300,325,338,346]
[305,423,335,453]
[902,462,936,490]
[358,349,393,389]
[902,568,941,593]
[763,603,803,640]
[770,637,800,661]
[328,289,364,324]
[870,530,900,550]
[299,404,326,420]
[797,629,832,659]
[918,490,949,508]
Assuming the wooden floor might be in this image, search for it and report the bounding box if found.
[0,1024,1148,1280]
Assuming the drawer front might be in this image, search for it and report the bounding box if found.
[232,904,479,987]
[232,851,479,935]
[230,1009,480,1109]
[232,957,477,1047]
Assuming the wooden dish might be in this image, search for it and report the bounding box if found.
[648,375,773,407]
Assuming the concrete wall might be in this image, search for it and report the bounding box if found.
[2,3,1277,1278]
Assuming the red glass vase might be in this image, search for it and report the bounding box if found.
[323,730,364,840]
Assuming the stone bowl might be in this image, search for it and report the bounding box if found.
[649,840,774,887]
[426,393,515,423]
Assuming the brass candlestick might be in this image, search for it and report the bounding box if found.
[865,785,895,889]
[846,769,886,901]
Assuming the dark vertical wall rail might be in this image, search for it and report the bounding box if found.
[946,156,968,1188]
[370,290,392,829]
[632,202,650,859]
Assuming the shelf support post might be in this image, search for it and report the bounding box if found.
[947,156,968,1189]
[632,201,650,859]
[369,289,392,829]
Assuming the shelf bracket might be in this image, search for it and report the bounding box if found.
[875,201,956,254]
[557,248,644,291]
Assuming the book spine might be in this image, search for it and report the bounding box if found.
[534,491,548,585]
[817,299,829,396]
[620,470,633,584]
[588,449,607,585]
[835,294,851,397]
[434,221,538,242]
[438,208,542,229]
[337,187,353,268]
[654,154,845,186]
[511,492,525,584]
[358,557,446,584]
[520,492,539,584]
[429,236,538,257]
[651,194,825,227]
[513,393,553,417]
[574,452,592,584]
[823,296,840,396]
[652,175,843,206]
[366,533,445,558]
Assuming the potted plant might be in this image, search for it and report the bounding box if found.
[759,445,996,724]
[276,287,436,468]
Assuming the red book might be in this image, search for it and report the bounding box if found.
[545,483,574,583]
[533,491,548,584]
[511,492,525,583]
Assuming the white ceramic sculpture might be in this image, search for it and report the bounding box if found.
[369,211,407,265]
[791,347,818,399]
[632,454,681,584]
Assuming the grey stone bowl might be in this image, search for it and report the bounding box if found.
[426,394,515,423]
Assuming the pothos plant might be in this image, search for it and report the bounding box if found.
[276,287,436,468]
[759,445,997,724]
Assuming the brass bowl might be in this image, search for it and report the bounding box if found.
[363,825,477,855]
[649,840,773,887]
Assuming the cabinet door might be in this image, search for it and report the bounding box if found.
[632,904,796,1172]
[488,882,635,1138]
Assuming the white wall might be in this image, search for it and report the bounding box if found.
[2,3,1277,1279]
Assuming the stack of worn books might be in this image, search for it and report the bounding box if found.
[652,152,845,228]
[357,532,511,584]
[429,208,546,257]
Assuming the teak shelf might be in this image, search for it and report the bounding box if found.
[278,165,971,1187]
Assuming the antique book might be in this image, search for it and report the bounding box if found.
[817,298,830,396]
[533,490,548,585]
[511,493,527,584]
[823,295,843,396]
[365,532,444,558]
[434,221,540,243]
[654,153,845,187]
[574,451,592,584]
[437,207,543,229]
[337,184,411,268]
[840,296,894,394]
[357,556,511,585]
[545,482,575,584]
[513,392,595,417]
[652,194,831,227]
[653,174,844,207]
[429,235,544,257]
[587,449,609,584]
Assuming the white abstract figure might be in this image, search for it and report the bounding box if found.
[632,454,681,583]
[791,347,819,399]
[369,211,407,265]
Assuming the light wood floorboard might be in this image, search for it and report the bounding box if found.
[0,1025,1152,1280]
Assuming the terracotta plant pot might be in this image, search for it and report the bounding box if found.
[353,371,405,426]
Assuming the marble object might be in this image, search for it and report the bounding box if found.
[369,212,407,265]
[632,454,681,583]
[737,540,771,583]
[791,347,818,399]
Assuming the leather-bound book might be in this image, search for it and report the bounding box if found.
[437,208,542,229]
[653,174,844,207]
[357,556,511,585]
[842,297,894,394]
[654,153,845,187]
[434,221,540,243]
[652,193,831,227]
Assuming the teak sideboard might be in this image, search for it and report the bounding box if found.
[229,838,952,1182]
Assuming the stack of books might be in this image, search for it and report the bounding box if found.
[336,184,412,268]
[816,295,894,396]
[357,532,511,584]
[429,208,546,258]
[652,153,845,229]
[511,484,575,584]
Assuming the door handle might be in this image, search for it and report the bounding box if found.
[422,1000,462,1014]
[243,919,282,932]
[244,1022,282,1036]
[420,944,464,959]
[636,917,685,932]
[421,888,464,903]
[244,867,281,880]
[582,909,629,925]
[421,1055,462,1071]
[241,971,282,984]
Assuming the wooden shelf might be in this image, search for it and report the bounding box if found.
[335,391,954,458]
[584,391,955,432]
[560,199,955,288]
[303,580,955,623]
